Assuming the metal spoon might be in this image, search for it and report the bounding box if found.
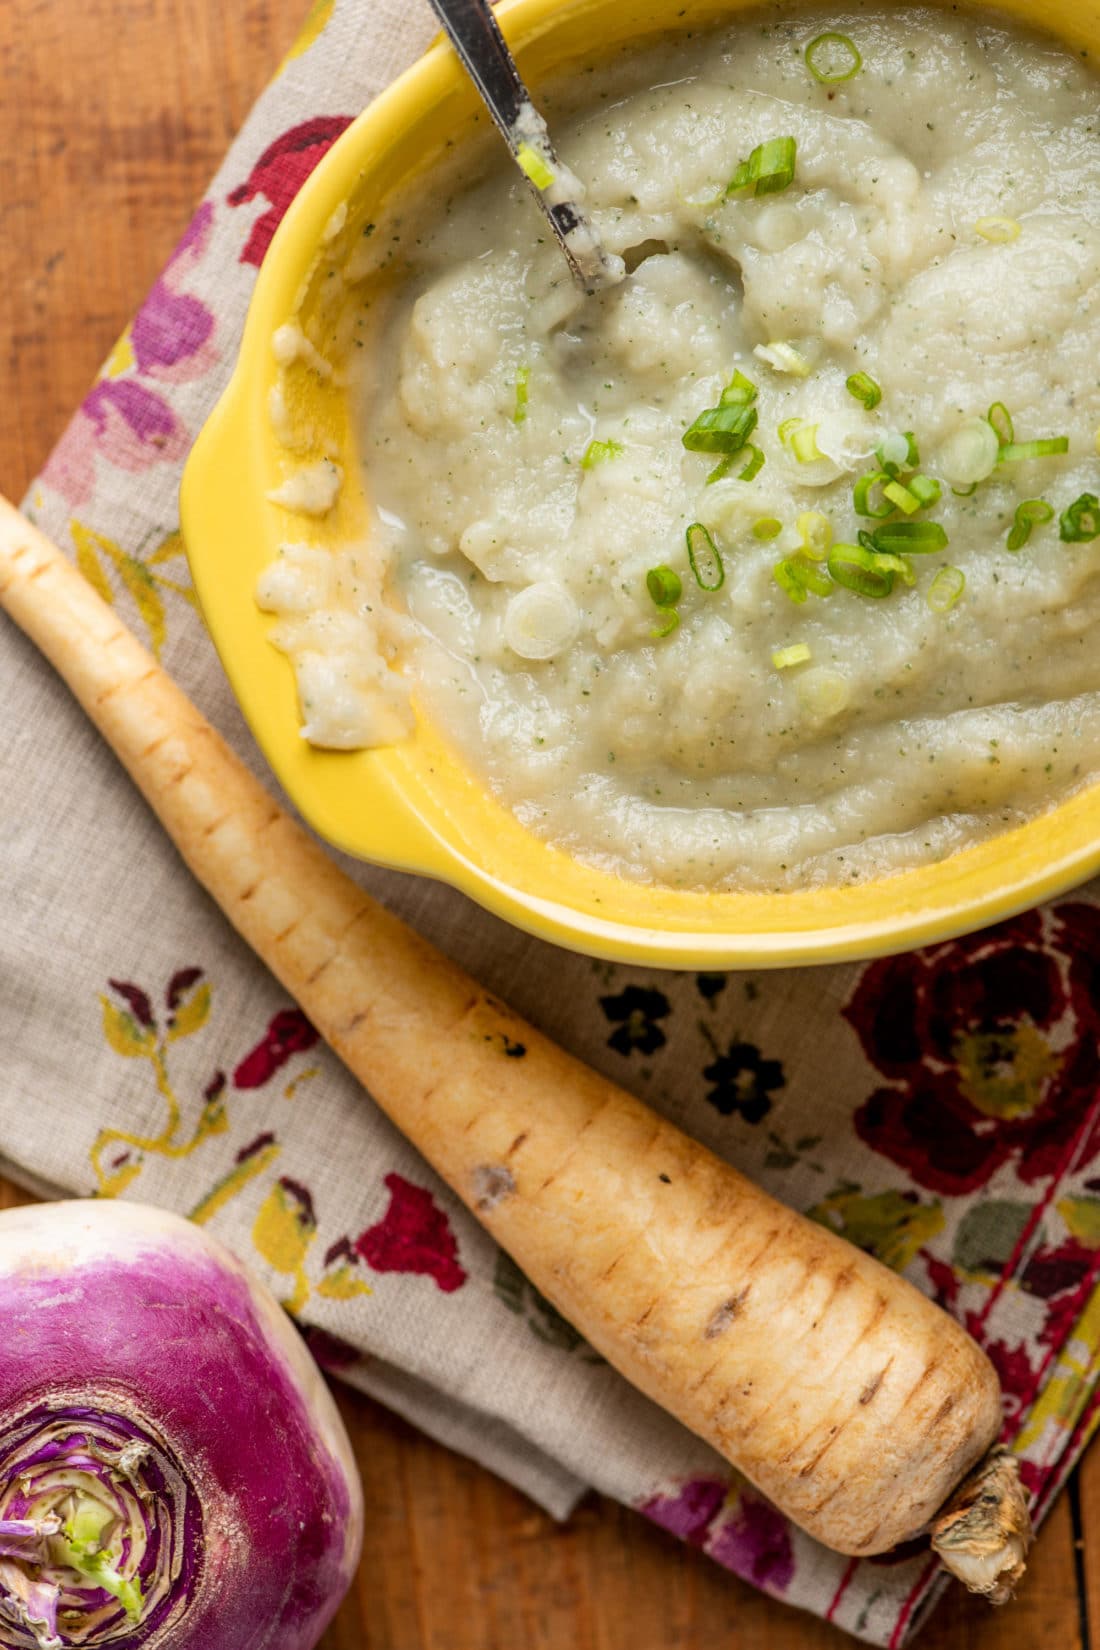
[424,0,624,293]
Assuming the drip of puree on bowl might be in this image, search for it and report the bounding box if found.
[259,4,1100,893]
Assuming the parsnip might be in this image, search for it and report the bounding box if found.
[0,496,1029,1590]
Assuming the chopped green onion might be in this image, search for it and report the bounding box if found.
[780,419,823,463]
[805,31,862,82]
[908,474,942,509]
[773,559,808,605]
[854,472,895,519]
[738,442,766,481]
[999,437,1070,463]
[976,215,1021,243]
[686,522,725,589]
[952,482,978,498]
[796,559,833,597]
[755,341,812,376]
[846,370,882,409]
[772,642,812,669]
[876,431,918,475]
[646,565,682,607]
[683,401,759,454]
[753,517,783,541]
[1006,498,1054,552]
[883,479,921,515]
[987,402,1014,445]
[728,136,798,198]
[581,437,624,469]
[857,471,897,514]
[1060,493,1100,544]
[939,418,999,487]
[516,142,555,191]
[651,608,680,638]
[857,529,878,553]
[927,566,966,612]
[719,370,758,406]
[870,520,949,555]
[774,557,831,602]
[684,371,759,455]
[797,510,833,560]
[869,550,916,586]
[513,366,530,425]
[828,543,895,598]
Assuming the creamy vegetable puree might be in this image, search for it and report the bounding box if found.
[260,4,1100,891]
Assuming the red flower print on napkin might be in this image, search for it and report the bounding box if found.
[233,1007,319,1089]
[227,115,353,267]
[844,904,1100,1196]
[356,1172,467,1292]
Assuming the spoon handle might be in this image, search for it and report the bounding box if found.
[424,0,621,291]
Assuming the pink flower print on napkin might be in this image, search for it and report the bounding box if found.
[130,202,219,383]
[40,203,218,509]
[640,1477,795,1595]
[227,115,353,268]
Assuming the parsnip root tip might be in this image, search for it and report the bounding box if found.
[930,1447,1033,1604]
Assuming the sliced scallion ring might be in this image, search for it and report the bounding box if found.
[883,480,921,515]
[773,558,831,604]
[580,437,624,469]
[651,607,680,638]
[796,559,833,597]
[719,370,758,406]
[876,431,912,474]
[939,418,1000,487]
[846,370,882,410]
[869,550,916,586]
[772,642,812,669]
[805,31,862,82]
[728,135,798,197]
[976,215,1021,243]
[752,518,783,542]
[908,475,942,509]
[782,419,823,463]
[683,401,759,454]
[686,523,725,590]
[927,566,966,612]
[1006,498,1054,552]
[870,520,949,555]
[513,365,530,425]
[987,402,1014,445]
[773,559,808,605]
[755,341,812,377]
[738,443,766,481]
[515,142,555,191]
[828,543,895,598]
[647,565,683,607]
[999,437,1070,463]
[797,510,833,560]
[853,472,895,519]
[1060,493,1100,544]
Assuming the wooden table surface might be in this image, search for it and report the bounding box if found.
[4,1,1099,1645]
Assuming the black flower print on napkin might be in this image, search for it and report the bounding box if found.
[703,1039,786,1124]
[599,985,672,1057]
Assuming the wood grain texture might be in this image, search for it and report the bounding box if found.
[0,2,1091,1646]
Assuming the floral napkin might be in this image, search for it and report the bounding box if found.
[6,1,1100,1642]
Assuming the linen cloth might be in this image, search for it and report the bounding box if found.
[5,1,1100,1640]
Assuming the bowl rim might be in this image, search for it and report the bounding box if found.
[180,0,1100,969]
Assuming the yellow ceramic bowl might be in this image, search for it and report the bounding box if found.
[181,0,1100,970]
